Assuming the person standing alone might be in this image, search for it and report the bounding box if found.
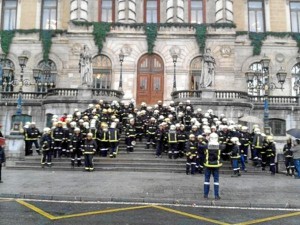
[0,142,6,183]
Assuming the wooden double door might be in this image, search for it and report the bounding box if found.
[137,54,164,105]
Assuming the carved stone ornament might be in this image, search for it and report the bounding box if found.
[169,46,182,58]
[71,43,83,55]
[220,46,232,58]
[275,53,285,63]
[121,44,132,56]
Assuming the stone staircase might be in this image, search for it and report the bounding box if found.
[6,138,274,175]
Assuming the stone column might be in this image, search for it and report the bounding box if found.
[6,135,25,163]
[118,0,137,23]
[215,0,233,23]
[70,0,88,21]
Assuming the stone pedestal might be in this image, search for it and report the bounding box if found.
[201,89,216,100]
[77,85,92,100]
[6,135,25,162]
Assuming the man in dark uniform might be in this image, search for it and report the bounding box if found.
[70,127,83,167]
[108,122,120,158]
[283,138,295,176]
[40,127,53,168]
[52,121,65,158]
[27,122,41,155]
[82,133,97,171]
[125,118,136,153]
[186,134,198,175]
[167,125,178,159]
[146,117,157,149]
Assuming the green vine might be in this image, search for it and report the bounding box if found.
[0,31,15,55]
[40,30,53,61]
[249,32,267,56]
[195,25,207,54]
[145,24,158,54]
[92,22,111,53]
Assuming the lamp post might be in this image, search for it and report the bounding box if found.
[172,53,178,91]
[16,54,28,115]
[118,51,124,91]
[245,54,287,132]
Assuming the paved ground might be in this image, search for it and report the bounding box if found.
[0,168,299,208]
[1,199,300,225]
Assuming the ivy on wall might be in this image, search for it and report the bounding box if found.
[92,22,111,53]
[0,29,64,60]
[145,24,158,54]
[237,32,300,56]
[195,25,207,54]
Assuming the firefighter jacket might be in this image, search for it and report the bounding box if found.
[81,139,97,154]
[52,127,64,141]
[108,128,120,142]
[97,129,109,142]
[27,127,41,140]
[186,141,198,158]
[70,133,83,150]
[40,134,52,151]
[155,129,165,142]
[266,142,276,157]
[135,117,144,130]
[283,144,294,159]
[146,123,157,135]
[230,145,240,159]
[252,134,264,149]
[198,141,207,156]
[167,130,177,144]
[126,125,136,138]
[204,144,223,168]
[177,130,187,143]
[240,131,250,147]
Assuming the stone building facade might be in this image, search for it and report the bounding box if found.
[0,0,300,139]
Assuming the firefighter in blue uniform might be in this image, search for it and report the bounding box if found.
[230,137,241,177]
[70,127,83,167]
[186,134,198,175]
[97,123,109,157]
[204,133,222,200]
[167,125,178,159]
[52,121,65,158]
[265,135,276,175]
[27,122,41,155]
[125,118,136,153]
[82,133,97,171]
[155,123,165,158]
[283,138,295,176]
[177,124,187,158]
[40,127,52,168]
[146,117,157,149]
[108,122,120,158]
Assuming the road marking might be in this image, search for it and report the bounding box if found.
[0,198,14,203]
[54,205,152,220]
[234,211,300,225]
[152,205,230,225]
[16,199,56,220]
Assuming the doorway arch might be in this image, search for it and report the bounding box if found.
[136,54,164,105]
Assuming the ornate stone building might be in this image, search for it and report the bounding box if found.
[1,0,300,140]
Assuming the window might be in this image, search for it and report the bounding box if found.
[248,62,265,96]
[248,0,265,32]
[291,63,300,95]
[190,56,203,90]
[290,2,300,32]
[269,119,286,136]
[35,60,57,92]
[41,0,57,29]
[145,0,159,23]
[1,59,15,92]
[99,0,114,22]
[92,55,112,89]
[1,0,17,30]
[189,0,204,24]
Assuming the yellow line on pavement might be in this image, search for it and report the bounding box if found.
[16,199,56,220]
[234,211,300,225]
[54,205,152,220]
[152,205,230,225]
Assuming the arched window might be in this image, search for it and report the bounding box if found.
[269,119,286,136]
[190,56,203,90]
[92,55,112,89]
[248,62,264,96]
[1,58,15,92]
[291,63,300,95]
[35,60,57,92]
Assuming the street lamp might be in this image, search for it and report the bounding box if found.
[172,53,178,91]
[118,51,124,91]
[16,54,28,115]
[245,55,287,132]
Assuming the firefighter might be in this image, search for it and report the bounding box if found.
[266,135,276,175]
[27,122,41,155]
[23,122,31,156]
[283,138,295,177]
[203,133,223,200]
[186,134,198,175]
[167,125,178,159]
[252,128,264,167]
[135,112,144,142]
[155,123,165,158]
[40,127,52,168]
[146,117,157,149]
[82,133,97,172]
[230,137,241,177]
[97,123,109,157]
[108,122,120,158]
[197,135,207,174]
[70,127,83,167]
[125,118,136,153]
[51,121,65,158]
[177,124,187,158]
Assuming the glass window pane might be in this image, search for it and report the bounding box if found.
[249,11,256,32]
[249,1,262,9]
[291,2,300,10]
[291,12,298,32]
[140,78,147,90]
[153,77,160,91]
[256,11,264,32]
[102,0,112,8]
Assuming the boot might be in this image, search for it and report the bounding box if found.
[146,144,150,149]
[77,160,82,167]
[36,150,41,155]
[286,169,290,176]
[71,160,75,168]
[186,164,190,175]
[291,168,295,177]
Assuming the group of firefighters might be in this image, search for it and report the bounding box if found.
[22,99,296,177]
